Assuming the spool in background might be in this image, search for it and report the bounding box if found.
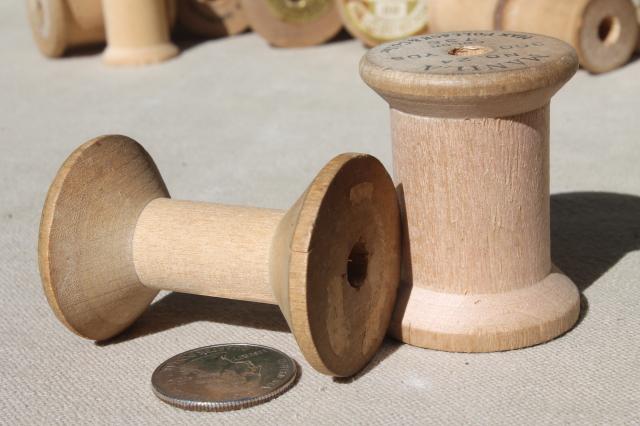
[337,0,429,46]
[27,0,178,58]
[241,0,342,47]
[102,0,179,65]
[178,0,249,38]
[427,0,639,73]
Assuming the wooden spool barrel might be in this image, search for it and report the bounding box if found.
[102,0,179,65]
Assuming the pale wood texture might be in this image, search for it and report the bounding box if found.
[360,32,577,119]
[27,0,104,57]
[178,0,248,38]
[428,0,639,73]
[38,136,168,341]
[271,154,401,376]
[393,107,551,295]
[102,0,178,65]
[361,32,581,352]
[241,0,342,47]
[27,0,177,58]
[39,135,401,377]
[133,199,281,304]
[500,0,638,73]
[336,0,429,47]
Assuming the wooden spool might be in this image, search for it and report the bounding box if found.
[360,31,581,352]
[428,0,639,73]
[27,0,178,58]
[240,0,342,47]
[26,0,105,57]
[178,0,249,38]
[336,0,429,47]
[38,135,401,376]
[102,0,178,65]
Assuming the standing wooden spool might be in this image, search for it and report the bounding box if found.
[178,0,249,38]
[39,135,401,376]
[27,0,178,58]
[102,0,179,65]
[27,0,104,57]
[360,31,581,352]
[428,0,639,73]
[336,0,429,47]
[240,0,342,47]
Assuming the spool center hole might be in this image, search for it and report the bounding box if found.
[598,16,621,45]
[285,0,307,8]
[448,46,491,56]
[347,241,368,289]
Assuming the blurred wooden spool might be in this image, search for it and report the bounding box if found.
[102,0,179,65]
[27,0,105,57]
[27,0,177,58]
[429,0,639,73]
[241,0,342,47]
[336,0,429,47]
[361,31,581,352]
[38,135,401,376]
[178,0,249,38]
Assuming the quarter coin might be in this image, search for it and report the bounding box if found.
[151,344,297,411]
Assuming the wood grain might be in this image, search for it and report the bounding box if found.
[39,136,401,377]
[39,136,168,341]
[133,200,281,304]
[361,32,581,352]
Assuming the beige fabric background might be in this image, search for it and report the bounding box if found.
[1,2,639,425]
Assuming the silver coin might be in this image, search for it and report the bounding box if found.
[151,344,298,411]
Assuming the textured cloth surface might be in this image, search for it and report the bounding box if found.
[1,3,639,425]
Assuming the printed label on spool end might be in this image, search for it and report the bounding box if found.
[265,0,333,24]
[342,0,428,43]
[373,32,564,75]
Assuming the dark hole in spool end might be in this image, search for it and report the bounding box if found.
[285,0,306,8]
[347,241,368,289]
[448,46,491,56]
[598,16,621,45]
